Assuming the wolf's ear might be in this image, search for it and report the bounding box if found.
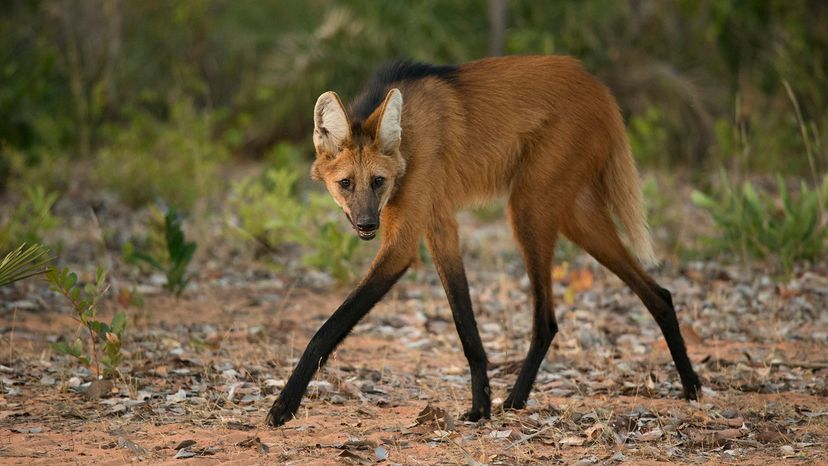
[313,91,350,157]
[376,88,403,153]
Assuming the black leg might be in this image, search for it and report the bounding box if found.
[647,286,701,399]
[426,222,491,421]
[435,259,491,421]
[266,252,411,427]
[502,260,557,410]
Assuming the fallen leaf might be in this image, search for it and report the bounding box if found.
[559,436,585,447]
[174,449,196,459]
[338,449,365,462]
[118,436,148,457]
[639,428,663,442]
[687,428,743,447]
[173,440,197,450]
[237,436,269,454]
[11,427,42,434]
[415,403,455,430]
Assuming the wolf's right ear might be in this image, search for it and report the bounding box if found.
[313,91,350,157]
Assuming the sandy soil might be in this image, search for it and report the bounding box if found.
[2,211,827,464]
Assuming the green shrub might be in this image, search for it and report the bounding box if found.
[629,107,669,168]
[0,185,61,253]
[264,142,305,171]
[125,207,197,297]
[692,170,828,274]
[94,101,227,211]
[227,168,304,253]
[0,148,71,197]
[47,267,127,379]
[227,167,369,283]
[300,193,363,283]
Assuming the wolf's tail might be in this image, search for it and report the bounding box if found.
[602,142,657,265]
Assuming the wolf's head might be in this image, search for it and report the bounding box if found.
[310,89,406,240]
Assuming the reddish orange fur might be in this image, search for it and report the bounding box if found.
[267,56,700,427]
[312,55,653,267]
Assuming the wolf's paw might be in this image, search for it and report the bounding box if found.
[499,396,526,412]
[683,374,703,401]
[265,398,296,427]
[460,405,491,423]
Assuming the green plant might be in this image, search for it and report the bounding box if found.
[0,185,61,252]
[46,267,127,379]
[94,101,227,210]
[227,168,304,253]
[692,170,828,274]
[0,243,54,287]
[264,142,305,171]
[126,208,197,297]
[301,223,361,283]
[628,107,669,168]
[227,168,371,283]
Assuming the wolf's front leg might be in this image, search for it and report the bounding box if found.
[425,214,491,422]
[266,243,416,427]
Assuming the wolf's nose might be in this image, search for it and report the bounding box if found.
[356,219,377,231]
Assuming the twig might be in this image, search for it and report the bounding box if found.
[769,361,828,370]
[505,425,554,450]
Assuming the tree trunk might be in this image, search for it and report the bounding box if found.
[488,0,507,56]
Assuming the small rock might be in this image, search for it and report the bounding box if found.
[780,445,796,457]
[84,379,114,401]
[166,389,187,403]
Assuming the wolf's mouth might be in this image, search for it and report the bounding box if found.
[357,229,377,240]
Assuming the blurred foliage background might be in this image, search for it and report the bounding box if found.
[3,0,827,174]
[1,0,827,273]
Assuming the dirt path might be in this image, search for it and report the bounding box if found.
[2,228,828,463]
[3,265,827,464]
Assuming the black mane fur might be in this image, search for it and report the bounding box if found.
[350,60,457,123]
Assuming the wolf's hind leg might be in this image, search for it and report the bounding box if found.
[561,188,701,400]
[501,188,560,411]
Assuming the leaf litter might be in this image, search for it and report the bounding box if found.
[0,204,826,463]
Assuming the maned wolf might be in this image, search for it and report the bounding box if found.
[266,56,701,427]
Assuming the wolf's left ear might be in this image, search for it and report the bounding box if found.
[376,88,403,153]
[313,91,350,157]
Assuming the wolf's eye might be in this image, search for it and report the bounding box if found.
[372,176,385,189]
[339,179,351,189]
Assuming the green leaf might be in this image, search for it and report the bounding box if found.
[89,320,110,339]
[70,287,81,304]
[63,272,78,290]
[51,338,85,358]
[129,251,164,271]
[690,190,715,208]
[110,312,127,335]
[0,243,55,287]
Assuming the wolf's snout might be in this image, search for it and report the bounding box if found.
[355,216,378,232]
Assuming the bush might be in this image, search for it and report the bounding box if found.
[227,168,304,253]
[629,107,670,168]
[692,170,828,274]
[300,193,363,283]
[227,166,369,283]
[93,101,227,211]
[0,185,61,253]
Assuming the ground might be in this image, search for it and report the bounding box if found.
[1,209,827,465]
